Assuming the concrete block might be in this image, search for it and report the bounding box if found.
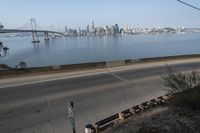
[118,113,125,120]
[106,61,125,67]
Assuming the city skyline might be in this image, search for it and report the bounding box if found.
[1,0,200,29]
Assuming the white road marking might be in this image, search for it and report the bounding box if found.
[104,68,128,82]
[0,71,108,89]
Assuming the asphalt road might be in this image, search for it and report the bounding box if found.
[1,61,200,133]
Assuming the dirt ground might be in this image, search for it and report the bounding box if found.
[104,106,200,133]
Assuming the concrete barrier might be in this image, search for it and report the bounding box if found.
[106,60,125,67]
[85,124,96,133]
[118,112,125,120]
[85,94,170,133]
[2,54,200,77]
[125,59,140,64]
[60,62,106,70]
[95,114,119,132]
[52,65,61,69]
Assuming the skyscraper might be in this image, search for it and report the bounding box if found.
[86,25,90,35]
[92,20,95,30]
[86,25,89,32]
[114,24,119,35]
[65,26,68,33]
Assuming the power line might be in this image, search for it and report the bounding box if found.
[177,0,200,11]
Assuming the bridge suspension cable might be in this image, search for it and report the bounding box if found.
[17,19,43,30]
[34,20,43,30]
[16,20,31,30]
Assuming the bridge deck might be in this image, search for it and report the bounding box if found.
[0,29,65,36]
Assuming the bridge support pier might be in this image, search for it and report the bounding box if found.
[31,32,40,43]
[44,32,50,40]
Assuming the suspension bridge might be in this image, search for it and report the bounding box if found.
[0,18,65,43]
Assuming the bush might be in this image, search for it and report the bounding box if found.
[0,64,10,69]
[161,65,200,110]
[161,65,200,94]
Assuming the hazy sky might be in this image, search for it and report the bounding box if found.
[1,0,200,30]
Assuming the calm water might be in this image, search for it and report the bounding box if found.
[1,33,200,67]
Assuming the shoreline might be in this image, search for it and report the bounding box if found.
[1,54,200,78]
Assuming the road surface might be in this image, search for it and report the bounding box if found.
[0,58,200,133]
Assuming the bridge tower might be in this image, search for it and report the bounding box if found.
[30,18,40,43]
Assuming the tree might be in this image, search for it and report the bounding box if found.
[0,42,9,57]
[0,42,9,58]
[0,23,9,59]
[18,61,27,69]
[0,23,3,30]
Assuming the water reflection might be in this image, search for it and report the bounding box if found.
[1,33,200,67]
[44,39,50,49]
[33,42,40,54]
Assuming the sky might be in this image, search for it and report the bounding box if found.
[1,0,200,30]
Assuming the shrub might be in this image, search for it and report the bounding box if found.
[161,65,200,94]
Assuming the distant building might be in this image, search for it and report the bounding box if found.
[105,26,110,35]
[86,25,90,34]
[74,29,78,36]
[65,26,68,33]
[114,24,119,35]
[119,28,123,34]
[92,20,95,30]
[111,25,115,35]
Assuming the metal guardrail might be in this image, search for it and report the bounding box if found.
[85,94,170,133]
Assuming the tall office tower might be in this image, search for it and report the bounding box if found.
[65,26,68,33]
[114,24,119,34]
[86,25,90,34]
[92,20,95,30]
[111,25,115,35]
